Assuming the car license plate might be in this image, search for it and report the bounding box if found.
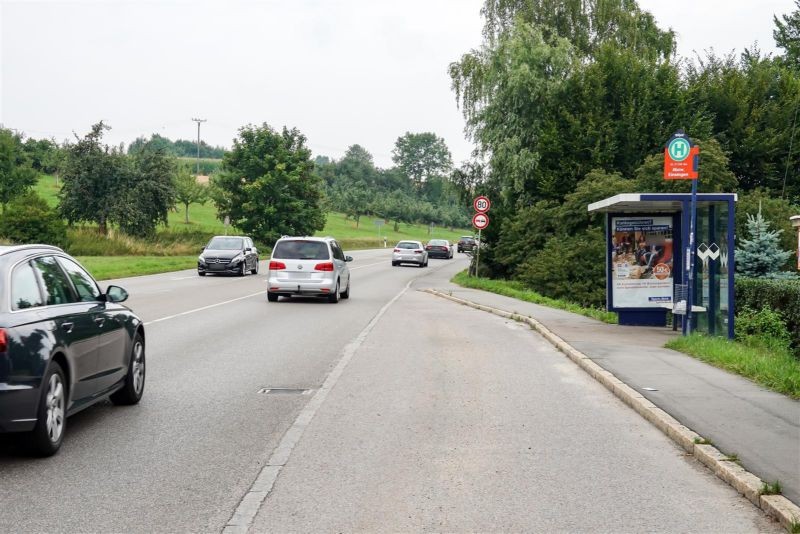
[288,272,311,279]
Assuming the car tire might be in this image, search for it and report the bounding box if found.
[341,279,350,299]
[328,280,340,303]
[198,271,206,276]
[251,260,259,275]
[392,261,398,267]
[238,262,246,276]
[110,332,145,406]
[28,361,67,457]
[267,292,278,302]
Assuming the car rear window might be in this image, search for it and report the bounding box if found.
[396,242,420,249]
[429,240,447,246]
[273,240,330,260]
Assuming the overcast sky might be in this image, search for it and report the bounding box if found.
[1,0,796,168]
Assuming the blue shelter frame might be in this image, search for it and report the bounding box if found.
[588,193,736,339]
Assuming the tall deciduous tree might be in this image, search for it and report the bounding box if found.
[391,132,452,190]
[0,129,38,213]
[114,145,177,237]
[59,122,127,235]
[213,124,325,243]
[174,168,209,224]
[775,0,800,70]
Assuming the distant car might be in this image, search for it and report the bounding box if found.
[392,240,428,267]
[0,245,145,456]
[266,236,352,303]
[198,236,259,276]
[457,236,477,253]
[426,239,453,259]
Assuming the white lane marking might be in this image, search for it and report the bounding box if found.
[222,279,414,533]
[143,291,265,326]
[169,275,196,280]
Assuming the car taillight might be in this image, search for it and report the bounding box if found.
[269,261,286,270]
[0,329,7,353]
[425,246,432,250]
[414,249,423,253]
[393,248,401,253]
[314,262,335,271]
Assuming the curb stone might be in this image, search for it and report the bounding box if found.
[424,288,800,532]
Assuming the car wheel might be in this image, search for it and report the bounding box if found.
[110,332,145,406]
[341,279,350,299]
[251,259,259,275]
[267,292,278,302]
[238,262,247,276]
[392,261,398,267]
[28,361,67,457]
[328,280,340,303]
[198,271,206,276]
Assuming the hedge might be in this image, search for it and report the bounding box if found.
[736,277,800,355]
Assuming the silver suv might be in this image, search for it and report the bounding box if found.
[266,236,352,303]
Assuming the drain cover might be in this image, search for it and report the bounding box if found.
[258,388,312,395]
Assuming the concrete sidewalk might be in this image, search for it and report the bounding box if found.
[431,283,800,506]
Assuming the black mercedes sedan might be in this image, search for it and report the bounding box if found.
[198,235,259,276]
[0,245,145,456]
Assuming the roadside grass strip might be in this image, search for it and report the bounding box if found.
[77,256,198,281]
[451,271,618,324]
[425,288,800,532]
[665,335,800,399]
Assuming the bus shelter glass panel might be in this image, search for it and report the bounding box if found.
[694,202,730,336]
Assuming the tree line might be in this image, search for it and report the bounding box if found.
[0,123,469,248]
[128,133,226,159]
[449,0,800,307]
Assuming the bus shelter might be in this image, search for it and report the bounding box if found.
[588,193,736,339]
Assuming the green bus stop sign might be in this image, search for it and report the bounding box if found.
[668,137,691,162]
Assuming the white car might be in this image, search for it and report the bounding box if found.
[391,240,428,268]
[266,236,352,303]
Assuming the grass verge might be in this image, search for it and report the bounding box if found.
[451,271,618,324]
[77,256,197,281]
[665,335,800,399]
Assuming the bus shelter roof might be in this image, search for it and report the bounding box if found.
[588,193,737,214]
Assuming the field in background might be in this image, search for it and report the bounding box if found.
[34,175,473,259]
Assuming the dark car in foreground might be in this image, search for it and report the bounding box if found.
[0,245,145,456]
[457,236,477,253]
[198,236,259,276]
[425,239,453,259]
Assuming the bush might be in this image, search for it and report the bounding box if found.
[0,192,67,247]
[736,278,800,356]
[735,306,792,353]
[516,227,607,308]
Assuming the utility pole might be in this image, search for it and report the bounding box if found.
[191,118,207,175]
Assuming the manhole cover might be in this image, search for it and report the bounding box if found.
[258,388,313,395]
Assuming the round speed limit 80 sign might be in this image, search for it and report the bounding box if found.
[473,196,491,213]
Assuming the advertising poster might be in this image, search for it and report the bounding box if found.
[611,216,674,308]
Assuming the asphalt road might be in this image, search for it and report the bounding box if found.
[0,249,780,532]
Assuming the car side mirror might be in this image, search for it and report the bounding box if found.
[105,285,129,303]
[345,256,353,262]
[245,247,252,252]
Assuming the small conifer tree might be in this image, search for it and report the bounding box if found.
[736,209,795,279]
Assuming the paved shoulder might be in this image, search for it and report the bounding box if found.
[250,290,778,532]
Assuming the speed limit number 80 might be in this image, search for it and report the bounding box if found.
[473,196,491,213]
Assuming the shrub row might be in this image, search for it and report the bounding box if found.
[736,277,800,355]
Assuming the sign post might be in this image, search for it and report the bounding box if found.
[373,219,385,245]
[472,198,490,277]
[664,130,700,334]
